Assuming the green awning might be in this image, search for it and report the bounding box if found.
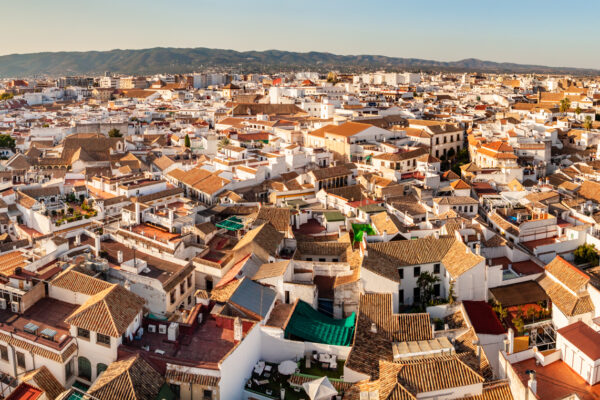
[352,223,376,243]
[285,300,355,346]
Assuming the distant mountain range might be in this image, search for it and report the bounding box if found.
[0,47,598,77]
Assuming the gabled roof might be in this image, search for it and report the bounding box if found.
[21,366,64,400]
[545,256,589,293]
[233,222,284,258]
[87,355,164,400]
[450,179,471,190]
[362,237,483,281]
[253,260,291,281]
[51,268,112,296]
[390,355,484,396]
[228,277,277,319]
[65,284,145,337]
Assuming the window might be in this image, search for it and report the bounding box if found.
[187,275,192,288]
[413,287,420,303]
[16,352,25,369]
[413,266,421,277]
[434,284,441,297]
[65,357,74,379]
[78,357,91,380]
[319,258,326,262]
[398,269,404,280]
[179,282,185,295]
[170,290,176,304]
[203,389,213,400]
[97,363,108,376]
[97,333,111,346]
[0,345,7,361]
[399,290,404,305]
[434,264,440,274]
[77,327,90,339]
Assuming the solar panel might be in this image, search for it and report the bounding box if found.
[23,323,39,334]
[40,328,57,340]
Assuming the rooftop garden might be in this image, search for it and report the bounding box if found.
[51,198,97,227]
[245,359,347,400]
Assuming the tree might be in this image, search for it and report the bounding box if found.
[326,72,338,84]
[0,93,14,101]
[526,307,536,323]
[583,115,593,131]
[108,128,122,137]
[574,243,599,266]
[218,137,230,149]
[447,281,456,305]
[184,134,191,148]
[559,98,571,113]
[417,271,440,308]
[0,135,15,150]
[575,106,582,115]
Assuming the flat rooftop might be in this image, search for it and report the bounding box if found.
[512,357,600,400]
[490,257,544,275]
[123,315,240,368]
[0,298,77,350]
[130,223,182,244]
[101,239,186,285]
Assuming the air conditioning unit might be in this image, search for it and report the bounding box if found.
[148,324,156,333]
[0,299,6,310]
[10,302,19,313]
[158,325,167,335]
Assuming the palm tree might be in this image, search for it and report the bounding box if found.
[559,98,571,113]
[417,271,440,309]
[218,137,230,149]
[583,115,593,131]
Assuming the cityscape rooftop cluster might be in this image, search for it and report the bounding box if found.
[0,69,598,400]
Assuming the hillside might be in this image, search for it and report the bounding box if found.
[0,47,598,77]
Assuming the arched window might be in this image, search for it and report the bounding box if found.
[97,363,108,377]
[78,357,91,380]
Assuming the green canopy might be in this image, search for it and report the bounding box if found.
[285,300,355,346]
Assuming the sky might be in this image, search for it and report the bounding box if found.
[2,0,600,69]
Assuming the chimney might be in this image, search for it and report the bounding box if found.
[370,323,378,334]
[117,251,123,263]
[75,234,81,245]
[431,323,436,336]
[135,202,141,224]
[527,370,537,395]
[233,317,243,342]
[475,243,481,255]
[94,236,100,257]
[507,328,514,354]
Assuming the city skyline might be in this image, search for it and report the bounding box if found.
[3,0,600,69]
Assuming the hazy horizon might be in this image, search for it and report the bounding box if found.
[3,0,600,69]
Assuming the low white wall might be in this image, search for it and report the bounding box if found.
[260,328,351,364]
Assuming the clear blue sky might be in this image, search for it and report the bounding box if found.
[2,0,599,69]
